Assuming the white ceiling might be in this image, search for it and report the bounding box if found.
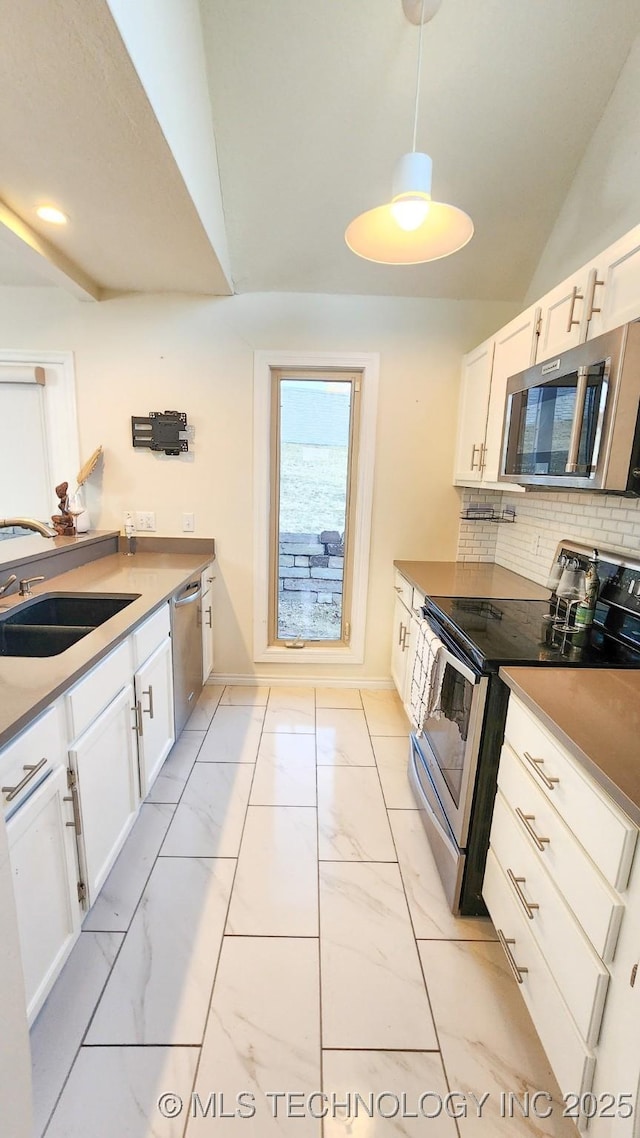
[0,0,230,296]
[0,0,638,301]
[200,0,640,300]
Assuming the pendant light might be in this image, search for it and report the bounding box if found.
[345,0,473,265]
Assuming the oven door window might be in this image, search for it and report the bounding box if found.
[421,660,475,808]
[505,362,607,477]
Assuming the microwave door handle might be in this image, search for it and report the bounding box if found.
[564,365,589,474]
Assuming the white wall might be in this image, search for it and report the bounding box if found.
[526,32,640,302]
[0,287,516,680]
[106,0,232,290]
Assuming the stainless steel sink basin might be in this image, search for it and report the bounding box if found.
[0,592,140,657]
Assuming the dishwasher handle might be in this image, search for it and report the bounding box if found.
[174,582,203,608]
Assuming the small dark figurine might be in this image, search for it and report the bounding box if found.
[51,481,75,536]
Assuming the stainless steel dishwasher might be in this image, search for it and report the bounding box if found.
[171,573,204,734]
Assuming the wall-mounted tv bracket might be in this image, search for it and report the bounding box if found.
[131,410,189,456]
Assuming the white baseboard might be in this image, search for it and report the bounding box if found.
[208,674,394,690]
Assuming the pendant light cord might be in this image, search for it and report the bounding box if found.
[411,0,426,153]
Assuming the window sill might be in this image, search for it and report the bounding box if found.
[254,644,364,665]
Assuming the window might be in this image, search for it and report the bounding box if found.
[254,351,379,665]
[270,369,360,647]
[0,351,80,535]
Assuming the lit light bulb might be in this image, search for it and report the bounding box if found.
[391,198,430,231]
[36,206,68,225]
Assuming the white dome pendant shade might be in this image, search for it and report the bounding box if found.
[345,151,473,265]
[345,0,473,265]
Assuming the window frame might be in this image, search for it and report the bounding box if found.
[253,350,379,665]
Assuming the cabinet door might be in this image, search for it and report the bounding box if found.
[587,224,640,338]
[201,588,214,682]
[391,594,411,697]
[482,307,540,483]
[453,339,494,481]
[7,766,81,1023]
[402,610,420,717]
[537,270,591,360]
[134,638,175,798]
[70,684,139,906]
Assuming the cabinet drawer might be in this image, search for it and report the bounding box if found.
[393,570,412,610]
[490,791,609,1046]
[132,603,171,668]
[505,696,637,891]
[1,705,65,817]
[498,743,623,962]
[66,640,132,741]
[483,847,595,1102]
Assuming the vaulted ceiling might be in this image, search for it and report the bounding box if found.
[0,0,638,301]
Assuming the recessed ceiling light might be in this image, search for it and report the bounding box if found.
[36,206,68,225]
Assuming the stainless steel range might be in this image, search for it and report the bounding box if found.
[409,541,640,916]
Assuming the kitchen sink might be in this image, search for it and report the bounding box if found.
[0,592,140,657]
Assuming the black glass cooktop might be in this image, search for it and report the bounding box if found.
[425,596,640,673]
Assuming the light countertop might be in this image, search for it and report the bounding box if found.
[0,550,214,750]
[500,666,640,826]
[394,560,548,601]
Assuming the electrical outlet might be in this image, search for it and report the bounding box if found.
[182,512,195,533]
[135,511,156,532]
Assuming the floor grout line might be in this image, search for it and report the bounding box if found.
[367,697,462,1138]
[39,717,213,1138]
[179,683,269,1138]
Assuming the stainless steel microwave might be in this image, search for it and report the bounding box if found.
[500,321,640,493]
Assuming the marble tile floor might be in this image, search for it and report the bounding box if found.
[31,684,576,1137]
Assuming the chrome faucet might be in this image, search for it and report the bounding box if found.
[0,517,57,538]
[0,574,17,597]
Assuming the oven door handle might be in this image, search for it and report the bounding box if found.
[420,615,481,686]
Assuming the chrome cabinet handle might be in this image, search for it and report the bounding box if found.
[206,605,212,628]
[64,769,82,835]
[497,928,528,984]
[523,750,559,791]
[566,284,584,333]
[470,443,482,470]
[585,267,605,323]
[479,442,486,471]
[132,702,144,736]
[394,585,403,593]
[507,868,539,920]
[143,685,155,719]
[398,621,405,646]
[401,625,410,651]
[2,758,47,802]
[515,807,550,852]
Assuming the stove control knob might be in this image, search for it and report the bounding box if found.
[629,579,637,595]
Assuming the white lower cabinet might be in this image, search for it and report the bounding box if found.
[7,766,81,1024]
[70,683,140,906]
[0,595,182,1019]
[134,638,174,797]
[485,693,640,1132]
[391,591,412,698]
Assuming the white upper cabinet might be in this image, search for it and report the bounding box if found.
[453,339,494,482]
[586,224,640,338]
[536,268,593,361]
[482,306,540,483]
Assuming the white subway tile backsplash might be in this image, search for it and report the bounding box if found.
[458,488,640,585]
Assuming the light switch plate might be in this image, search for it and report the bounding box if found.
[182,512,195,532]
